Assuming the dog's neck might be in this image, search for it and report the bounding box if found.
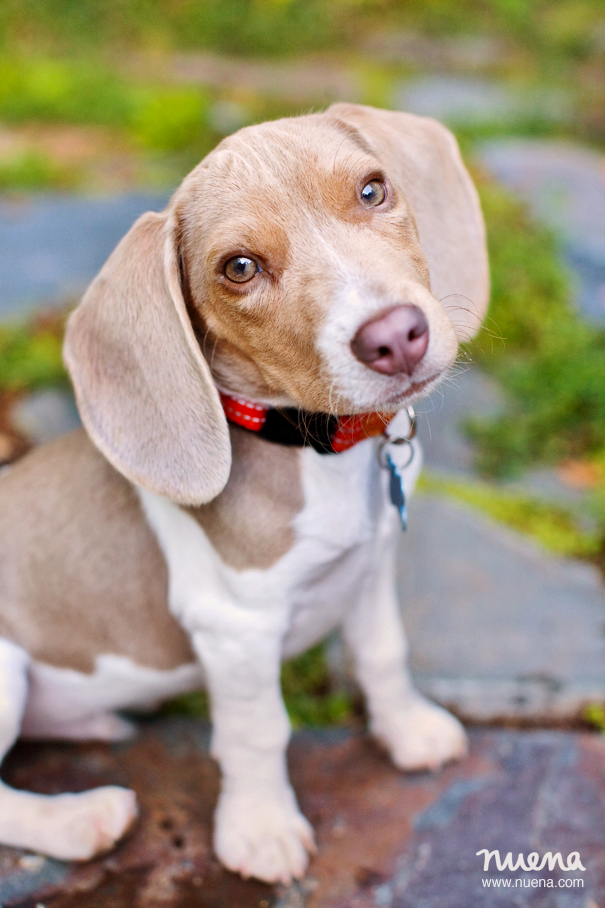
[219,392,390,455]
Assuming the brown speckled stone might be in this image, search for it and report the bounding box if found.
[0,721,604,907]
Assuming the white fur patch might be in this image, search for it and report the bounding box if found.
[317,277,458,413]
[21,654,202,737]
[138,437,388,658]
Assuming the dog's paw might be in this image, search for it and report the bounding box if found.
[214,786,316,884]
[372,696,467,772]
[37,786,138,861]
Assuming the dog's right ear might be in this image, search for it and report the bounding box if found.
[64,210,231,505]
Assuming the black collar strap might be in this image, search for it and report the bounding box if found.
[219,392,390,455]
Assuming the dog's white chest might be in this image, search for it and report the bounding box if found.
[139,439,389,660]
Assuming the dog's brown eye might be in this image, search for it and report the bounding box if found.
[361,180,386,208]
[224,256,260,283]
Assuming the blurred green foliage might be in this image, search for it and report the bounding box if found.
[281,644,356,727]
[0,0,604,62]
[583,702,605,732]
[467,176,605,478]
[0,56,214,154]
[419,472,600,558]
[0,319,66,391]
[0,150,77,191]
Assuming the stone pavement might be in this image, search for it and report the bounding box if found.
[0,719,603,907]
[399,493,605,723]
[479,140,605,324]
[397,76,571,131]
[0,194,168,317]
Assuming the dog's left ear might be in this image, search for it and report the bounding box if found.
[327,103,489,339]
[64,210,231,505]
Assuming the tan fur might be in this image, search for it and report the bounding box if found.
[64,104,487,495]
[188,425,304,570]
[0,430,194,673]
[174,108,487,408]
[177,116,431,412]
[64,212,231,507]
[328,104,490,340]
[16,104,488,670]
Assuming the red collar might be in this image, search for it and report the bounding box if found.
[219,392,391,454]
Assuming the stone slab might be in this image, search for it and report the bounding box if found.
[414,368,503,479]
[0,194,168,318]
[396,76,571,129]
[0,720,603,907]
[479,139,605,323]
[398,494,605,722]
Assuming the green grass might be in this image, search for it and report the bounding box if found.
[584,702,605,732]
[0,56,215,153]
[1,0,604,65]
[0,150,78,191]
[465,175,605,478]
[419,472,600,559]
[281,644,356,728]
[163,644,357,727]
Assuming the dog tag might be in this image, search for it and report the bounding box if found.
[380,406,417,532]
[386,450,408,531]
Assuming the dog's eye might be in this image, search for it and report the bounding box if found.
[361,180,386,208]
[224,256,260,283]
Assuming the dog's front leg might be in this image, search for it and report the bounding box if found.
[343,525,467,771]
[192,615,315,884]
[138,491,314,883]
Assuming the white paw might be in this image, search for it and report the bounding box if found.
[36,786,138,861]
[372,696,467,771]
[214,786,316,884]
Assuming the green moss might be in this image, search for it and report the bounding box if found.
[419,472,600,558]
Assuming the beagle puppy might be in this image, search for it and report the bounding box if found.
[0,104,488,884]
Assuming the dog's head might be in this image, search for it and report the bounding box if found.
[64,104,488,505]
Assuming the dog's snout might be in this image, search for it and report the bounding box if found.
[351,305,429,376]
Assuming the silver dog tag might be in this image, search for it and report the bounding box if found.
[386,450,409,530]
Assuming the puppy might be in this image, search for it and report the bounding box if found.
[0,104,488,884]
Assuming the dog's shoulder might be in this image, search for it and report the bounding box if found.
[186,424,304,571]
[0,429,195,673]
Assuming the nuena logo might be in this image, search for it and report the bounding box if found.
[476,850,586,873]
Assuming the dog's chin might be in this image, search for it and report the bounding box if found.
[346,371,445,415]
[233,371,446,416]
[382,373,443,408]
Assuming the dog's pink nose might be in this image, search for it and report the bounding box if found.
[351,305,429,375]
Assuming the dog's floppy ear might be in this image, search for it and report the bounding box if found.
[327,103,489,339]
[64,210,231,505]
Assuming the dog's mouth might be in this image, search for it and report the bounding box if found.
[381,372,441,409]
